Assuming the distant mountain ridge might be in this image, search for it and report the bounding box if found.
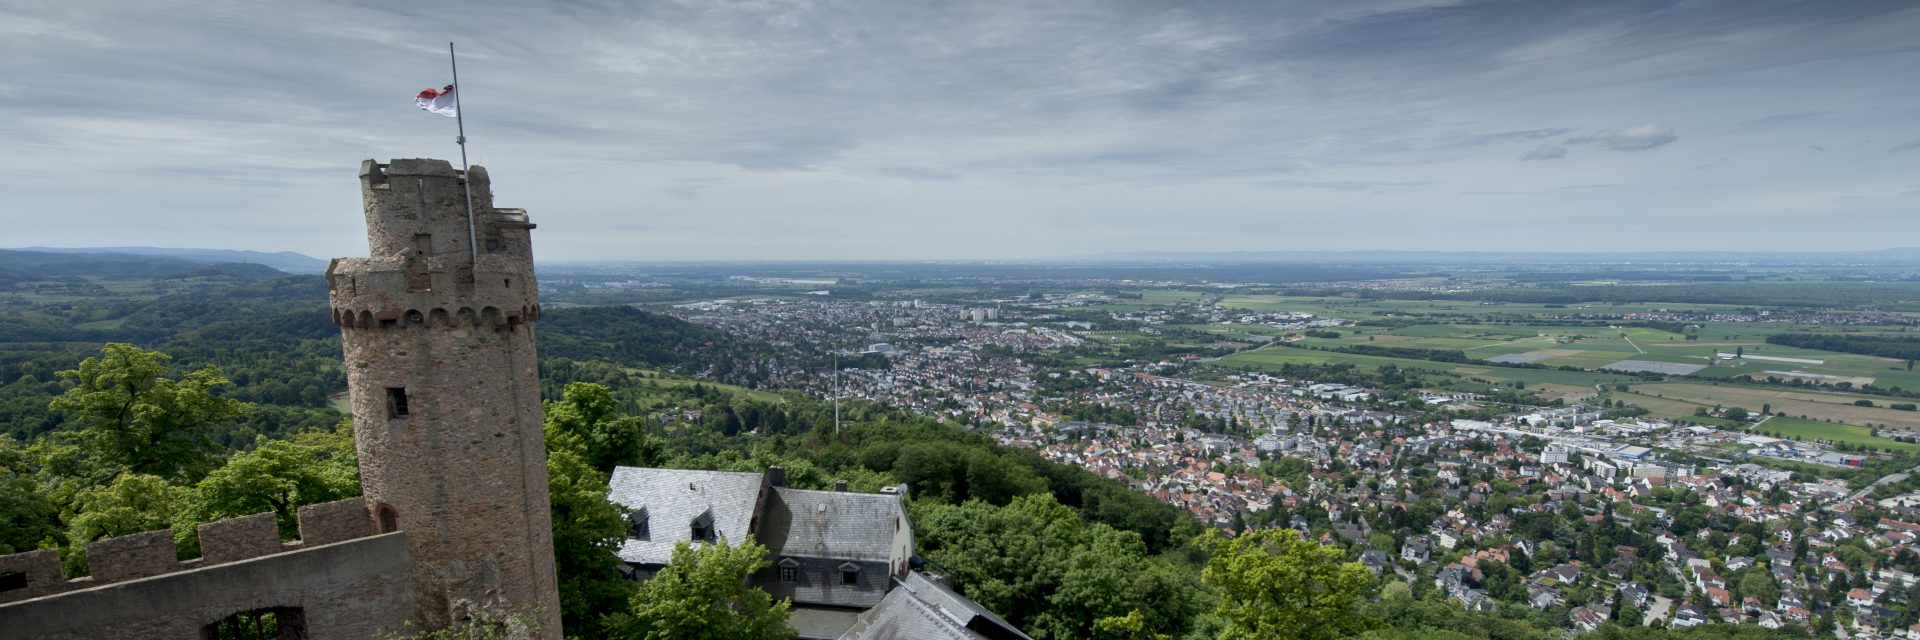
[1069,247,1920,265]
[15,246,327,273]
[0,249,288,282]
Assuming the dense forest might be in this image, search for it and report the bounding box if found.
[1767,332,1920,361]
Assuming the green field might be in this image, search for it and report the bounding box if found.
[1619,381,1920,431]
[624,368,788,404]
[1219,343,1639,392]
[1747,416,1920,452]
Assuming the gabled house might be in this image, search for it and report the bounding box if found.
[840,572,1032,640]
[1402,539,1431,564]
[607,466,1001,640]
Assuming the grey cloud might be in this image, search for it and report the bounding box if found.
[1566,124,1678,152]
[1433,127,1573,149]
[1255,179,1429,191]
[0,0,1915,259]
[1520,144,1569,161]
[1892,140,1920,154]
[1730,111,1828,132]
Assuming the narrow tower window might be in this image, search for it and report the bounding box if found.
[413,233,432,255]
[386,387,410,419]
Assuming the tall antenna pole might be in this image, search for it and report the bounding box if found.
[449,42,479,266]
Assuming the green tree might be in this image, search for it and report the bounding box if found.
[1195,528,1375,640]
[913,494,1199,639]
[1617,603,1642,627]
[0,437,58,553]
[64,473,182,576]
[544,382,660,472]
[1738,571,1780,606]
[187,424,360,538]
[49,344,249,483]
[546,444,633,639]
[606,539,794,640]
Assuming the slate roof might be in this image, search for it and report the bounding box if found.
[607,467,765,566]
[839,573,1032,640]
[760,487,903,562]
[790,606,863,640]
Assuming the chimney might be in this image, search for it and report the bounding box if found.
[835,479,849,492]
[767,466,785,488]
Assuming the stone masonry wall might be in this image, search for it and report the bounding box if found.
[0,533,411,640]
[0,550,62,604]
[86,530,179,585]
[196,512,281,565]
[332,158,561,636]
[0,496,375,606]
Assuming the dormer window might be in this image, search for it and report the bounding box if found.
[779,557,799,583]
[839,562,861,586]
[690,510,715,543]
[629,508,649,540]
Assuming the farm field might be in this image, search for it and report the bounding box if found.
[1621,381,1920,431]
[1745,416,1920,453]
[1220,344,1638,392]
[1215,294,1757,319]
[1691,351,1920,390]
[1295,323,1712,370]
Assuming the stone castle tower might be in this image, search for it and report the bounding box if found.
[326,158,562,636]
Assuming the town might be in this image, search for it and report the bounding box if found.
[664,293,1920,637]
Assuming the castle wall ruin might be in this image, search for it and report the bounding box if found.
[0,497,411,639]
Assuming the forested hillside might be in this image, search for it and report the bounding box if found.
[0,268,1813,639]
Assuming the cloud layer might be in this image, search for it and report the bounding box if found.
[1,0,1917,259]
[1567,124,1680,152]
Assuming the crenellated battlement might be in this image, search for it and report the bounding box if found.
[0,497,380,606]
[353,158,535,264]
[328,302,542,330]
[331,158,540,332]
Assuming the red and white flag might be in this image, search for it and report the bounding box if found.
[415,84,457,117]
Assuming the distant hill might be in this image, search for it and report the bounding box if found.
[1072,247,1920,265]
[16,246,326,273]
[0,249,288,282]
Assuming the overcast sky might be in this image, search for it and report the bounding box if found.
[4,0,1918,261]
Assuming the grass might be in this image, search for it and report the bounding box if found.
[623,368,787,403]
[1621,381,1920,431]
[1745,416,1920,452]
[1220,344,1637,390]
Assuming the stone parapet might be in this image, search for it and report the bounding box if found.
[0,496,378,604]
[196,512,283,566]
[0,533,411,640]
[86,530,178,585]
[0,549,63,605]
[297,496,376,547]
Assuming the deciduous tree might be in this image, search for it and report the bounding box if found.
[1195,528,1375,640]
[187,423,359,537]
[50,344,248,483]
[607,539,794,640]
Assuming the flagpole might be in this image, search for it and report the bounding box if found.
[449,42,479,266]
